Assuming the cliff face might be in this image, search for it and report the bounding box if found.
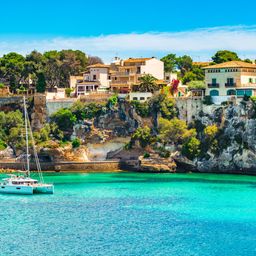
[94,100,143,137]
[188,101,256,173]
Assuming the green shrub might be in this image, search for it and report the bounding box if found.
[250,96,256,103]
[187,80,206,90]
[107,95,118,108]
[182,137,201,160]
[0,140,7,150]
[124,142,132,150]
[72,138,81,148]
[131,126,152,148]
[131,100,150,117]
[159,150,170,158]
[143,152,150,158]
[51,109,77,131]
[65,88,73,97]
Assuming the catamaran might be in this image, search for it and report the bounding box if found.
[0,96,54,195]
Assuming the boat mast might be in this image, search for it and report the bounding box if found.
[23,96,30,177]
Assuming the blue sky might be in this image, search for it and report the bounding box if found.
[1,0,256,61]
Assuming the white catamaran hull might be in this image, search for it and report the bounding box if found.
[33,185,54,194]
[0,185,33,195]
[0,184,54,195]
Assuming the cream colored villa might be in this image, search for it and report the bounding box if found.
[70,57,165,97]
[203,61,256,98]
[75,64,111,96]
[110,57,164,93]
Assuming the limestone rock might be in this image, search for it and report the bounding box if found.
[138,154,176,173]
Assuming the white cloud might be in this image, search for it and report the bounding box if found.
[0,25,256,62]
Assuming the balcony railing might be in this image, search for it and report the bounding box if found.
[113,71,139,76]
[111,81,131,85]
[208,83,219,88]
[225,83,236,87]
[237,83,256,88]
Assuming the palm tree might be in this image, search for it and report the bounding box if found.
[137,74,158,93]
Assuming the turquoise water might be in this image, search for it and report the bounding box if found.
[1,172,256,256]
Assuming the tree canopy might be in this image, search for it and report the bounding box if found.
[211,50,240,64]
[0,50,103,92]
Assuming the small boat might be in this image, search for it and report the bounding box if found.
[0,97,54,195]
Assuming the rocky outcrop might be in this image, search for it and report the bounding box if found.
[94,100,143,136]
[138,154,176,173]
[0,147,15,159]
[177,100,256,173]
[40,145,89,162]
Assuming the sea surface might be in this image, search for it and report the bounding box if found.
[1,172,256,256]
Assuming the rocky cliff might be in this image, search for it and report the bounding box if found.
[176,100,256,173]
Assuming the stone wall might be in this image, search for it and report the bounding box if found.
[31,94,47,130]
[0,161,121,172]
[46,98,77,116]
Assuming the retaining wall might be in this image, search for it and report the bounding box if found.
[0,161,121,172]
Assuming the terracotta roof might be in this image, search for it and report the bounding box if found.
[203,61,256,69]
[87,63,110,68]
[193,62,211,67]
[123,57,154,63]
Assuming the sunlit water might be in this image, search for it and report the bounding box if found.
[1,172,256,256]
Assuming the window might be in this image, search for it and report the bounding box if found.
[237,89,252,97]
[93,75,97,80]
[133,97,138,100]
[166,76,170,80]
[210,90,219,96]
[212,78,217,85]
[227,89,236,96]
[108,76,111,80]
[227,78,234,84]
[249,78,253,83]
[140,97,145,100]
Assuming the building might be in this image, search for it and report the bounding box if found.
[165,72,178,83]
[129,92,153,102]
[110,57,164,93]
[70,76,83,90]
[75,64,111,96]
[203,61,256,101]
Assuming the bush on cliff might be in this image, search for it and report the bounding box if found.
[131,100,150,118]
[51,109,77,132]
[158,117,196,145]
[70,101,104,121]
[131,126,152,148]
[182,137,201,160]
[0,110,25,155]
[149,94,177,120]
[72,138,81,148]
[107,95,118,108]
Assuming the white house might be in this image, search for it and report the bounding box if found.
[75,64,111,96]
[110,57,164,93]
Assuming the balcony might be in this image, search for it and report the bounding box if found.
[113,71,138,76]
[111,81,130,85]
[208,83,219,88]
[225,83,236,87]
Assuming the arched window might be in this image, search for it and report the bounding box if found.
[210,90,219,96]
[227,89,236,96]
